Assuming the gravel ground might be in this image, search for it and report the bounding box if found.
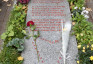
[0,0,15,52]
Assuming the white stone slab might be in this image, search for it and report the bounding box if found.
[22,0,78,64]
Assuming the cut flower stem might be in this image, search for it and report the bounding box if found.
[34,40,39,62]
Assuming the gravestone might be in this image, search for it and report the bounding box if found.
[22,0,78,64]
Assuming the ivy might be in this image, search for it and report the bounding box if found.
[7,38,24,52]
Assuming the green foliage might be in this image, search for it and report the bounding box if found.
[1,25,14,39]
[77,44,93,64]
[31,25,36,31]
[0,47,22,64]
[69,0,93,64]
[75,0,85,8]
[68,0,85,9]
[1,33,7,40]
[0,3,27,64]
[7,38,24,52]
[68,0,77,4]
[22,30,27,34]
[72,12,93,45]
[72,12,86,22]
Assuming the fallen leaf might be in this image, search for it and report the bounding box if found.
[7,4,11,7]
[70,6,72,10]
[86,8,92,11]
[3,0,8,2]
[72,22,76,25]
[0,9,1,12]
[25,10,27,13]
[22,6,27,9]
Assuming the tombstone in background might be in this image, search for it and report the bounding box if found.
[22,0,78,64]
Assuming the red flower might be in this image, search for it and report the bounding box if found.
[27,21,34,26]
[19,0,30,4]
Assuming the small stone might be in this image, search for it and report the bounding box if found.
[7,4,11,7]
[0,9,1,12]
[3,0,8,2]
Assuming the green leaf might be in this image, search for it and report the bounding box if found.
[7,38,24,52]
[25,36,31,39]
[8,31,14,36]
[21,19,24,22]
[19,39,24,44]
[1,33,7,39]
[37,31,40,37]
[22,30,26,34]
[7,41,13,47]
[17,46,24,52]
[8,25,13,31]
[33,35,38,40]
[31,26,36,31]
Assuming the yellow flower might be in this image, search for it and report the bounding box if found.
[91,44,93,47]
[18,56,24,61]
[77,45,81,49]
[80,33,83,36]
[90,56,93,61]
[77,61,79,64]
[83,46,85,50]
[87,45,89,48]
[91,48,93,50]
[82,50,85,52]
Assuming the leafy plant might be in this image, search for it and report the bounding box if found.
[77,44,93,64]
[0,47,22,64]
[68,0,77,5]
[1,25,14,39]
[0,3,27,64]
[69,0,93,64]
[7,38,24,52]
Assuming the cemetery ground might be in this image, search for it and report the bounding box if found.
[0,0,14,52]
[0,0,93,64]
